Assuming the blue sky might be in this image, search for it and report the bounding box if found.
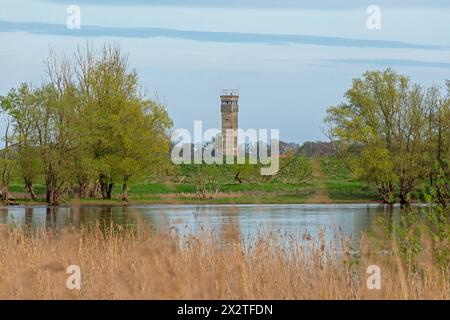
[0,0,449,142]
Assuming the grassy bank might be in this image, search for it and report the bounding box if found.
[319,157,379,202]
[6,157,385,205]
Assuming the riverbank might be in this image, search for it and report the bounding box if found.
[5,157,417,206]
[6,190,384,206]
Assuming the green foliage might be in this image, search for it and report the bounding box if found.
[424,204,450,268]
[386,204,449,272]
[392,209,423,266]
[375,185,449,273]
[0,44,173,204]
[325,69,449,204]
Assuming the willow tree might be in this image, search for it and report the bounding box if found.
[0,113,15,203]
[107,98,172,201]
[0,83,41,200]
[431,81,450,206]
[74,44,172,200]
[31,52,78,205]
[0,44,172,204]
[325,69,430,204]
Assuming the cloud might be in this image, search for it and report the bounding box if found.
[325,59,450,69]
[0,20,445,50]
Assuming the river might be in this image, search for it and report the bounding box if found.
[0,204,402,249]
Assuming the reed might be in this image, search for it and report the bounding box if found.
[0,222,448,300]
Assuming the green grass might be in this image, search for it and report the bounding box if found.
[112,183,195,195]
[9,183,46,194]
[6,157,384,204]
[319,157,353,181]
[319,157,379,201]
[324,180,378,201]
[114,182,308,196]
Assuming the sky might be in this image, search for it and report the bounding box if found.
[0,0,449,143]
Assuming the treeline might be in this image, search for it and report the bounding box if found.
[325,69,449,205]
[0,45,172,205]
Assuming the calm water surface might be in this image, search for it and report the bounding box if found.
[0,204,400,248]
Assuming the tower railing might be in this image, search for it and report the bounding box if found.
[221,89,239,97]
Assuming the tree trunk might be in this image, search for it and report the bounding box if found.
[378,182,395,204]
[46,187,52,205]
[99,175,113,200]
[107,183,113,200]
[122,177,129,201]
[99,174,109,199]
[45,181,59,206]
[26,179,38,200]
[0,186,15,205]
[89,182,100,198]
[234,171,242,184]
[399,179,413,204]
[1,120,14,205]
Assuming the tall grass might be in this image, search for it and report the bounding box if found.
[0,215,448,300]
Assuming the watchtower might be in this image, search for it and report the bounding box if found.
[220,89,239,156]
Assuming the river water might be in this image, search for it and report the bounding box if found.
[0,204,401,248]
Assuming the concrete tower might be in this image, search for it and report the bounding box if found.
[220,89,239,156]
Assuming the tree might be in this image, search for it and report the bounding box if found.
[325,69,432,204]
[0,115,15,204]
[0,44,173,205]
[0,84,41,200]
[194,165,220,200]
[74,44,172,201]
[30,51,78,205]
[108,98,172,201]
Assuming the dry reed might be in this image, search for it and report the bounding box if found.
[0,222,448,300]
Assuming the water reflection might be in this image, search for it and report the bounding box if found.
[0,204,401,248]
